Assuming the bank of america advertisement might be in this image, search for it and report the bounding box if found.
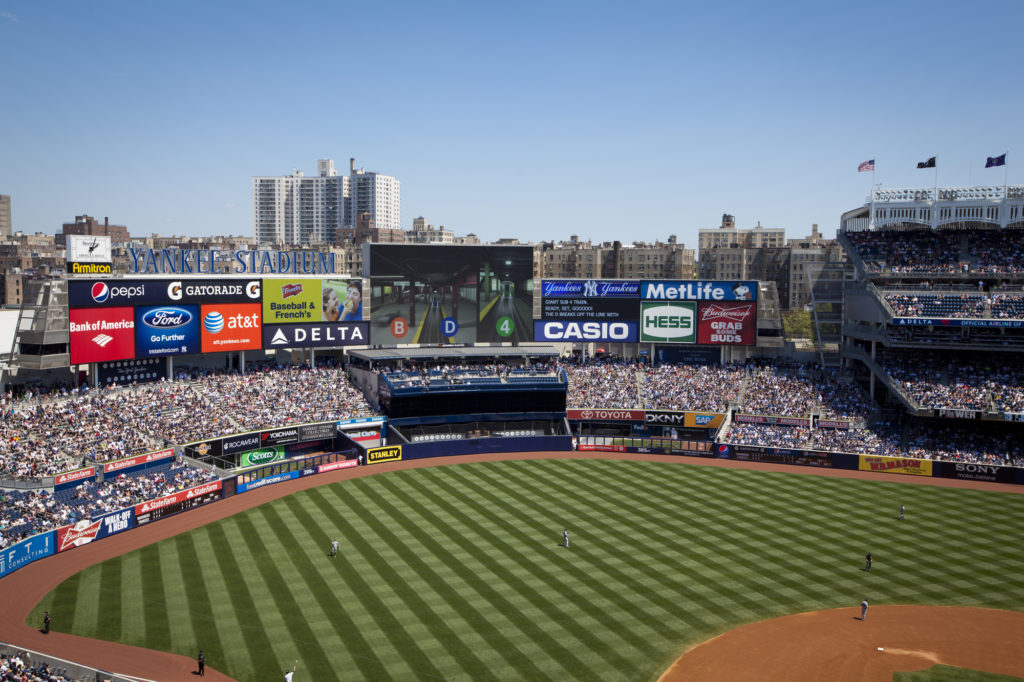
[69,307,136,364]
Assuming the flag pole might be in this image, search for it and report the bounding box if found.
[869,160,876,229]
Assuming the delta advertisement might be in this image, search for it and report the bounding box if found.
[135,305,201,357]
[0,531,55,579]
[55,507,135,553]
[69,307,136,364]
[262,322,368,348]
[858,455,933,477]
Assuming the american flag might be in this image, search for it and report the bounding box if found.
[858,159,875,172]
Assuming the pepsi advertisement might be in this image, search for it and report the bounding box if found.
[69,279,168,307]
[135,305,200,357]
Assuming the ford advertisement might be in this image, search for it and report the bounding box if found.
[135,305,200,357]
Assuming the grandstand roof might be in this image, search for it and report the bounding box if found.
[350,345,560,362]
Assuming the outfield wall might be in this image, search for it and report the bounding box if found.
[4,441,1023,581]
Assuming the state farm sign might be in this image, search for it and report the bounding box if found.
[566,409,645,421]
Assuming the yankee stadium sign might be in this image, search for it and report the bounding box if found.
[127,247,337,275]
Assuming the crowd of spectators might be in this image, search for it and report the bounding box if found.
[0,461,217,549]
[884,293,987,318]
[878,350,1024,414]
[846,229,962,274]
[561,358,642,409]
[1,651,75,682]
[737,362,873,419]
[969,230,1024,274]
[903,422,1024,467]
[0,364,378,480]
[720,423,809,448]
[641,363,744,412]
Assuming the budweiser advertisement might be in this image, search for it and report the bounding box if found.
[566,409,645,421]
[56,507,134,553]
[69,307,136,364]
[696,301,756,346]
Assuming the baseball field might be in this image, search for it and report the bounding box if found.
[25,457,1024,680]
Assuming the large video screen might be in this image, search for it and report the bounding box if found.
[365,244,534,344]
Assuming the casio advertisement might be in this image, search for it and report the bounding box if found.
[533,320,638,342]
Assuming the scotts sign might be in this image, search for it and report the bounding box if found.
[240,447,284,468]
[566,409,645,421]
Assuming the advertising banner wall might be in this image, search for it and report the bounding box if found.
[97,358,168,386]
[533,320,638,342]
[540,279,639,320]
[56,507,134,553]
[54,466,96,489]
[69,307,136,364]
[70,279,261,307]
[102,448,174,476]
[893,317,1024,328]
[858,455,933,477]
[696,301,756,346]
[69,280,168,308]
[263,278,322,324]
[222,432,261,456]
[299,422,338,442]
[200,303,262,353]
[0,531,54,579]
[135,480,223,525]
[566,409,645,421]
[366,445,402,464]
[734,414,812,427]
[236,469,301,493]
[317,460,358,474]
[239,445,285,468]
[934,461,1019,484]
[260,427,299,448]
[262,322,369,348]
[641,280,758,301]
[640,302,696,343]
[135,305,200,357]
[817,419,853,430]
[730,445,834,467]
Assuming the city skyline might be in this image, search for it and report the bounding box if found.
[1,1,1021,246]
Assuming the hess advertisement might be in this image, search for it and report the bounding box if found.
[135,305,200,357]
[69,307,136,364]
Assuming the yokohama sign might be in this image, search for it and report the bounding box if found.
[566,409,645,421]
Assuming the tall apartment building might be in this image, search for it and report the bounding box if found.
[253,160,349,246]
[349,159,400,231]
[539,235,696,280]
[252,158,401,246]
[0,195,11,237]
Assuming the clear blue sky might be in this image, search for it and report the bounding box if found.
[1,1,1020,247]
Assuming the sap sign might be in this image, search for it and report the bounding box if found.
[640,302,696,343]
[534,320,638,342]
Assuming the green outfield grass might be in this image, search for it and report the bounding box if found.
[31,459,1024,681]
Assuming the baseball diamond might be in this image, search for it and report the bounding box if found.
[6,453,1023,681]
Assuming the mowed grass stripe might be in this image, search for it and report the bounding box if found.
[95,556,123,641]
[468,462,744,635]
[138,543,172,651]
[304,487,450,681]
[173,532,224,666]
[306,487,507,681]
[427,467,679,662]
[277,494,394,680]
[203,520,281,676]
[237,510,336,676]
[366,473,591,680]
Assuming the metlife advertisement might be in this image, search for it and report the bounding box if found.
[640,280,758,302]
